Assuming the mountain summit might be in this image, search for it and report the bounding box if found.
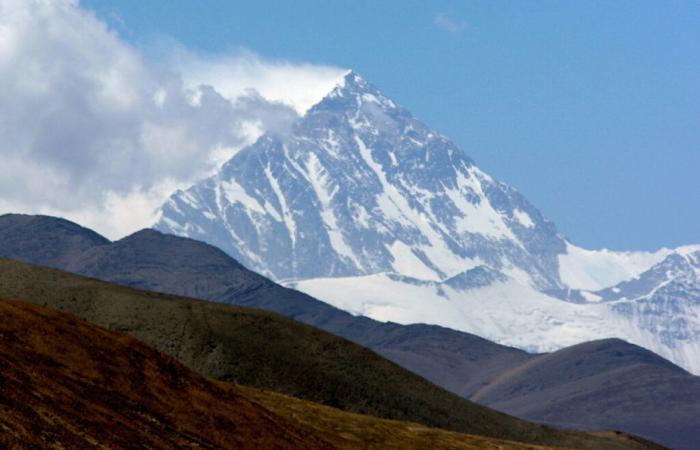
[155,71,700,374]
[156,71,565,287]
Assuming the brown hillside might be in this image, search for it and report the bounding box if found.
[0,298,332,449]
[0,301,578,450]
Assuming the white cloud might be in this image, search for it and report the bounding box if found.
[0,0,346,239]
[434,12,469,36]
[169,46,347,115]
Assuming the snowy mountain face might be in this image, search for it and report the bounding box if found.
[155,71,700,374]
[595,248,700,370]
[157,72,565,287]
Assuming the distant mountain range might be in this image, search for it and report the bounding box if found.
[1,213,697,450]
[155,71,700,376]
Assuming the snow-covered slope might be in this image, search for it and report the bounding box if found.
[294,254,700,373]
[292,274,611,352]
[558,242,673,291]
[155,71,700,373]
[592,247,700,372]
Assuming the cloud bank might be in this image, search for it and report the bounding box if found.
[0,0,345,239]
[170,47,347,115]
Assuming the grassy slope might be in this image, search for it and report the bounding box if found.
[244,384,669,450]
[232,384,560,450]
[0,297,571,450]
[0,259,664,450]
[0,298,330,450]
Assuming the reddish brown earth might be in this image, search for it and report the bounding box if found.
[0,298,566,450]
[0,298,333,449]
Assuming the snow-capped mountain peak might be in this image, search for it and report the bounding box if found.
[157,70,564,288]
[155,71,700,374]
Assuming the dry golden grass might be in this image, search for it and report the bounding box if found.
[232,384,567,450]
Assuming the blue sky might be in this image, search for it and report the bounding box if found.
[82,0,699,251]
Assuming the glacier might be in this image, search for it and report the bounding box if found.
[155,71,700,374]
